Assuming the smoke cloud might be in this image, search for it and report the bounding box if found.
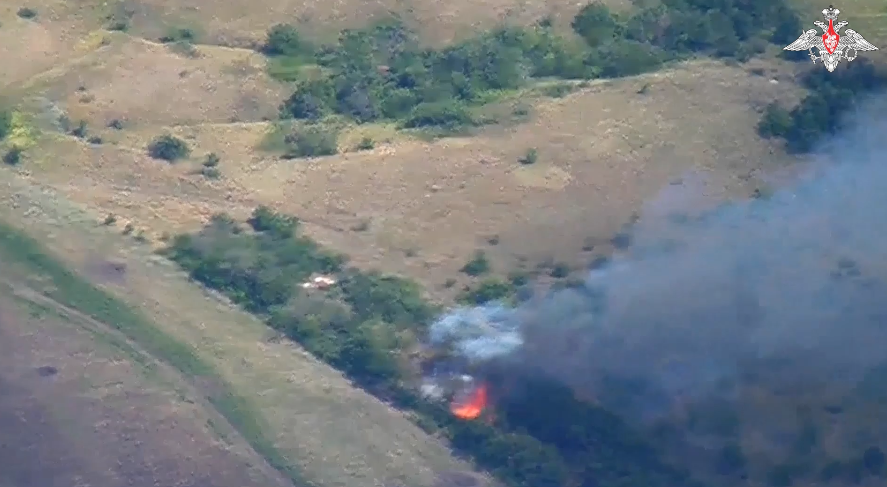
[429,95,887,423]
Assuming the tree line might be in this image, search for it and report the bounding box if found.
[759,59,887,153]
[264,0,801,132]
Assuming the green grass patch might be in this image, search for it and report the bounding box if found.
[0,219,309,487]
[267,57,317,83]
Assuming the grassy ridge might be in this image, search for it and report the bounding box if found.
[0,219,310,487]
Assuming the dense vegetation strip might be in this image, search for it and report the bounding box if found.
[263,0,801,135]
[0,220,309,487]
[757,59,887,153]
[164,208,704,487]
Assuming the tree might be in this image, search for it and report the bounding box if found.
[590,40,664,78]
[572,3,619,46]
[3,146,23,165]
[147,134,190,161]
[248,205,298,238]
[757,103,792,138]
[461,250,491,276]
[282,127,339,158]
[264,24,312,57]
[403,101,474,129]
[282,91,328,121]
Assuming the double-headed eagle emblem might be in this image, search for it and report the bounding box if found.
[784,5,878,72]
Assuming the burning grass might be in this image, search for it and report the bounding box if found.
[450,382,488,421]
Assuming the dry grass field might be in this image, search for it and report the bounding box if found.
[9,45,805,294]
[2,0,887,485]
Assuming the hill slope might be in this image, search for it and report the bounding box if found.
[4,0,887,487]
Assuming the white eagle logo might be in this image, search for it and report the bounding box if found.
[784,5,878,72]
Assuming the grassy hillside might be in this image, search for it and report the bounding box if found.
[3,0,887,486]
[0,217,310,486]
[0,222,293,487]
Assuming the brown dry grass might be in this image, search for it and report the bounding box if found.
[15,58,802,295]
[15,33,285,127]
[0,12,90,88]
[0,288,289,487]
[96,0,632,46]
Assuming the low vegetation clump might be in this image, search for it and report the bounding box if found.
[200,153,221,178]
[457,277,515,305]
[147,134,191,161]
[159,27,197,44]
[460,250,491,276]
[0,110,11,140]
[356,137,375,151]
[282,126,339,159]
[519,148,538,165]
[16,7,37,19]
[757,59,887,153]
[3,146,23,165]
[265,0,801,131]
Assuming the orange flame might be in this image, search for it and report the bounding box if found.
[450,383,488,420]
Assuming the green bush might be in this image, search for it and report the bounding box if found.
[283,127,339,158]
[571,2,619,46]
[159,27,196,43]
[588,40,666,78]
[16,7,37,19]
[356,137,375,150]
[203,152,220,167]
[280,84,331,121]
[147,134,190,161]
[264,24,314,57]
[461,250,491,276]
[549,262,570,278]
[3,146,23,165]
[519,148,537,164]
[757,103,792,139]
[70,120,88,138]
[458,278,515,304]
[403,101,474,129]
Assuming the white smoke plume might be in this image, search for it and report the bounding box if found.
[429,95,887,422]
